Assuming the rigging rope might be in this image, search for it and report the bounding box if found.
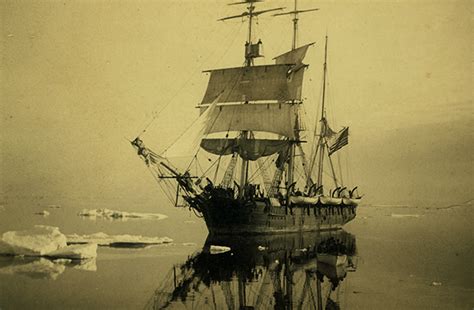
[183,60,248,176]
[248,155,272,183]
[136,22,244,138]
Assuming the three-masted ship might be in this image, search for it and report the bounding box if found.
[131,0,361,234]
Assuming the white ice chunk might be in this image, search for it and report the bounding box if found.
[210,245,231,254]
[390,214,422,218]
[257,246,267,251]
[52,258,72,264]
[182,242,197,247]
[431,281,442,286]
[78,208,167,221]
[66,233,173,247]
[0,226,67,256]
[0,226,97,260]
[35,210,50,216]
[47,243,97,259]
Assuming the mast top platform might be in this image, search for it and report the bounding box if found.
[219,0,284,66]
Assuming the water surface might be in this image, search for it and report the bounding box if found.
[0,196,472,309]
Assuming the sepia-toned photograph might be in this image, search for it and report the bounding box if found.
[1,0,472,309]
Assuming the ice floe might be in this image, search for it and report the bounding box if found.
[66,232,173,247]
[390,214,422,218]
[35,210,50,216]
[47,243,97,259]
[182,242,197,247]
[0,225,67,256]
[78,208,168,221]
[0,226,96,259]
[210,245,231,254]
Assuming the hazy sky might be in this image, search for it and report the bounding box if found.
[1,0,472,206]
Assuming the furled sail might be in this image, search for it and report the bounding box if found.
[200,138,289,161]
[201,64,305,104]
[274,42,314,65]
[201,103,298,138]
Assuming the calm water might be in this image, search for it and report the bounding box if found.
[0,196,472,309]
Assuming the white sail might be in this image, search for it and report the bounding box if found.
[274,42,314,65]
[162,99,219,158]
[201,103,299,138]
[201,64,305,104]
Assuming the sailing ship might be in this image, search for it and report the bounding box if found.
[131,0,361,234]
[146,231,358,309]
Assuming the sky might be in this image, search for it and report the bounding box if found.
[1,0,472,207]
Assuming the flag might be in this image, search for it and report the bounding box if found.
[328,127,349,156]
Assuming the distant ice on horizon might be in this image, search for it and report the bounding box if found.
[78,208,168,221]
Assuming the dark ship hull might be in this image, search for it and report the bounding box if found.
[190,191,357,234]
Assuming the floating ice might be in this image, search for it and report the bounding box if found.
[0,225,67,256]
[35,210,50,216]
[372,204,410,208]
[47,243,97,259]
[66,232,173,247]
[390,214,422,218]
[0,226,97,260]
[431,281,442,286]
[210,245,231,254]
[78,208,168,221]
[257,246,267,251]
[52,258,72,264]
[182,242,197,247]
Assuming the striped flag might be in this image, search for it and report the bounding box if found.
[328,127,349,156]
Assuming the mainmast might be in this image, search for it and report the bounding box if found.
[220,1,284,196]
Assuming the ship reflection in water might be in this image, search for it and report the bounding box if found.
[147,231,357,309]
